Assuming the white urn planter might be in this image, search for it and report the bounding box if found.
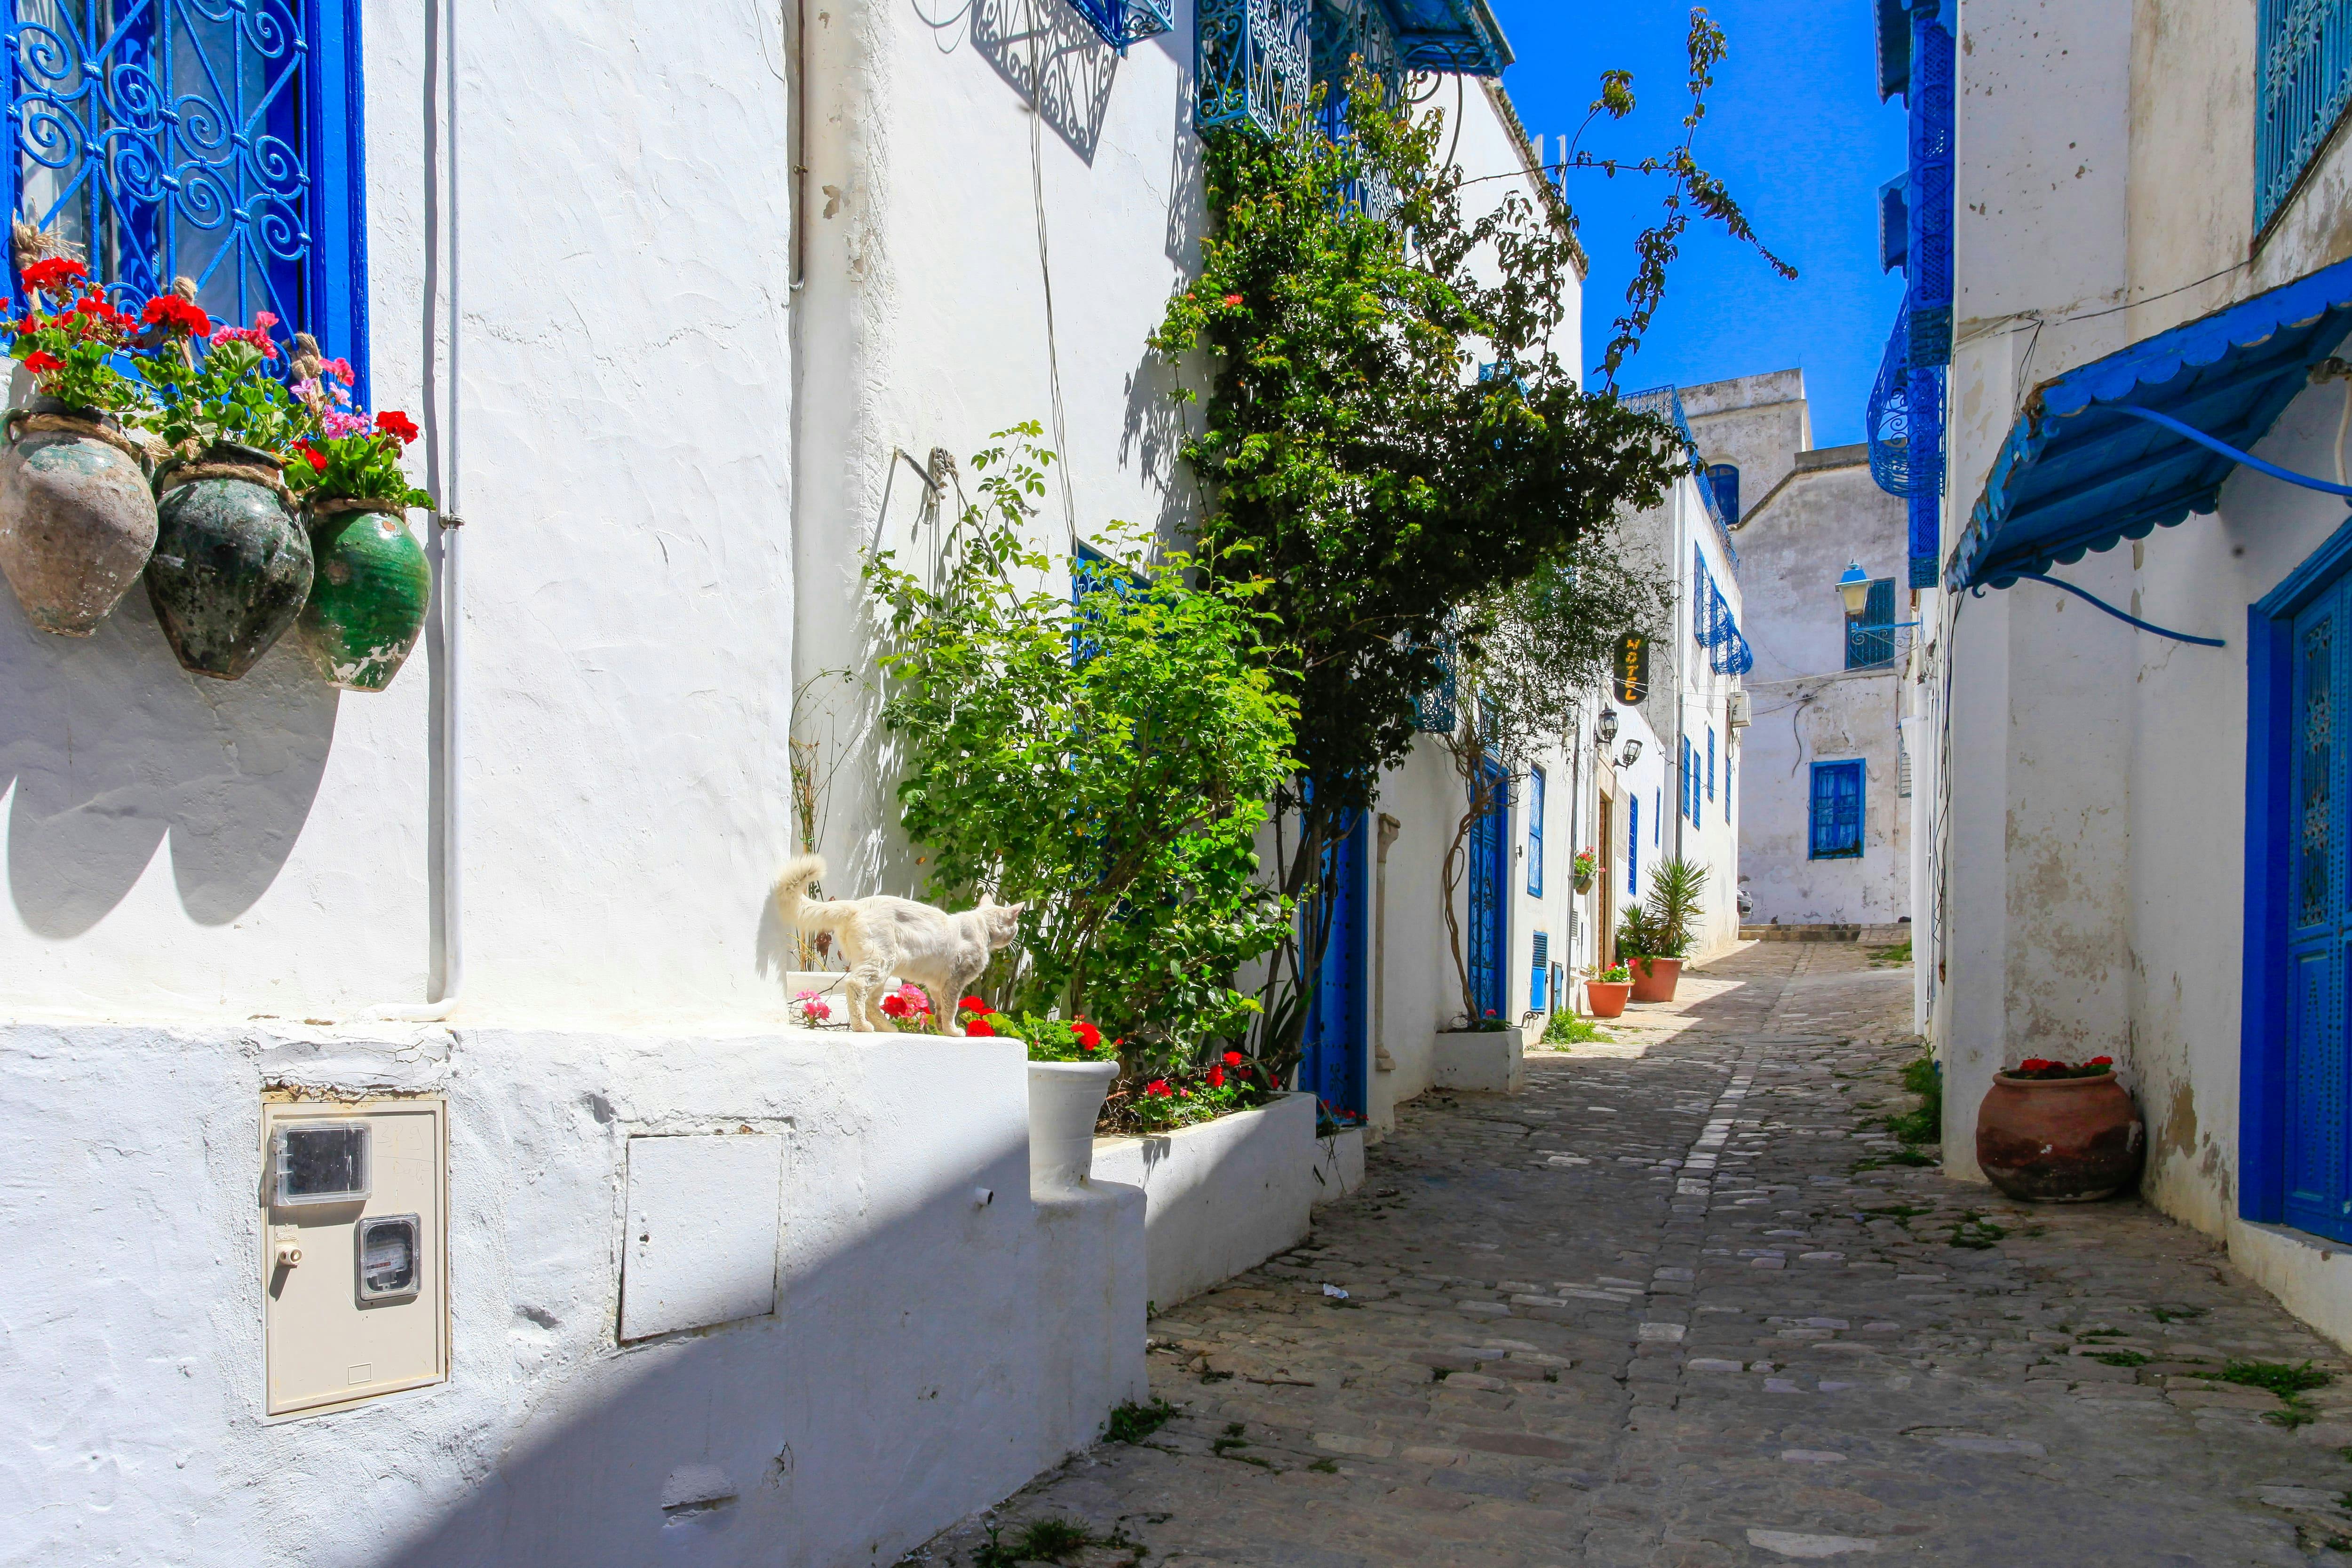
[1431,1021,1533,1094]
[1028,1060,1118,1192]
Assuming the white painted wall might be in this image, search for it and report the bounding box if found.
[0,0,803,1028]
[0,1022,1143,1566]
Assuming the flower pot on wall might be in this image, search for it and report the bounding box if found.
[1629,957,1681,1002]
[1976,1071,2144,1202]
[1573,871,1595,895]
[1585,981,1632,1018]
[0,397,157,635]
[145,444,310,679]
[298,502,431,690]
[1029,1060,1118,1192]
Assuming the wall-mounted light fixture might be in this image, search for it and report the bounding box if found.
[1596,707,1620,745]
[1619,737,1644,768]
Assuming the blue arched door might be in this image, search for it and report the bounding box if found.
[1466,761,1510,1022]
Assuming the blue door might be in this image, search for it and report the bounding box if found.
[1302,811,1367,1123]
[1466,760,1510,1022]
[2286,582,2352,1240]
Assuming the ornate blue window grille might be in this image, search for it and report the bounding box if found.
[1846,577,1898,669]
[1064,0,1172,50]
[1410,630,1456,732]
[1905,9,1953,370]
[1710,616,1753,677]
[1626,383,1739,566]
[1196,0,1312,139]
[3,0,370,391]
[2259,0,2352,231]
[1867,307,1914,496]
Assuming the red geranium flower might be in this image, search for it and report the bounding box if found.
[961,995,988,1012]
[2018,1058,2053,1072]
[2087,1056,2113,1066]
[880,993,911,1018]
[1208,1065,1225,1088]
[1223,1051,1243,1067]
[20,257,87,293]
[298,444,327,473]
[965,1017,994,1037]
[1072,1021,1102,1050]
[1223,293,1243,307]
[375,410,421,445]
[1144,1079,1172,1099]
[21,350,62,374]
[141,295,211,336]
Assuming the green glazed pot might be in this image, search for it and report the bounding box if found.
[298,504,431,691]
[144,443,311,680]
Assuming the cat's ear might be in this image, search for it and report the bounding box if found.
[1002,902,1025,918]
[977,893,995,909]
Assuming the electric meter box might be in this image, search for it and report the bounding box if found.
[261,1097,448,1418]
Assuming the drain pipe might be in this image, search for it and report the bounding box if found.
[374,0,463,1022]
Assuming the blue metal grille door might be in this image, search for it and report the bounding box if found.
[2286,583,2352,1239]
[3,0,369,387]
[1303,811,1368,1122]
[1466,759,1508,1022]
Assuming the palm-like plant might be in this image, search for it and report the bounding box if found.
[1622,858,1708,959]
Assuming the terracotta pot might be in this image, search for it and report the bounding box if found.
[1585,981,1632,1018]
[1976,1071,2144,1202]
[298,502,431,690]
[1629,957,1682,1002]
[1027,1060,1117,1192]
[145,444,310,679]
[0,396,157,635]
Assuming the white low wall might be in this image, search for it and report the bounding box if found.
[1093,1093,1319,1313]
[1430,1022,1532,1094]
[1313,1126,1367,1207]
[0,1022,1143,1568]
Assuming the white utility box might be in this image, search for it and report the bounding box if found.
[620,1133,784,1341]
[261,1096,448,1417]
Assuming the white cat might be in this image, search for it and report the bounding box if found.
[773,855,1024,1034]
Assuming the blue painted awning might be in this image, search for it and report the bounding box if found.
[1375,0,1510,74]
[1950,256,2352,591]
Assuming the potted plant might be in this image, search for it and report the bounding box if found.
[1572,846,1598,895]
[137,310,315,679]
[0,257,162,635]
[1976,1054,2143,1202]
[1585,961,1633,1018]
[286,342,434,692]
[1621,857,1708,1002]
[963,999,1120,1191]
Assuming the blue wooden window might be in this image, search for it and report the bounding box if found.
[4,0,372,396]
[1846,577,1897,668]
[2259,0,2352,230]
[1526,765,1544,896]
[1808,760,1866,860]
[1529,930,1548,1012]
[1708,463,1740,523]
[1626,794,1638,896]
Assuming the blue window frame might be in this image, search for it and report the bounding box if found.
[1847,577,1897,668]
[4,0,372,396]
[2258,0,2352,231]
[1708,463,1740,523]
[1808,760,1866,860]
[1627,794,1638,896]
[1707,727,1716,800]
[1526,765,1545,896]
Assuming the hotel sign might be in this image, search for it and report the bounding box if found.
[1613,634,1650,705]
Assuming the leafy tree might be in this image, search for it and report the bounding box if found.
[1435,533,1673,1025]
[866,426,1296,1065]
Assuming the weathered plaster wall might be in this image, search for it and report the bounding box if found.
[1686,369,1809,518]
[0,0,803,1027]
[0,1022,1144,1566]
[1735,453,1911,926]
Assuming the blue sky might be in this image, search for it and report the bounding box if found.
[1486,1,1904,446]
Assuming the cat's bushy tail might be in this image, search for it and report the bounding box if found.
[773,854,830,932]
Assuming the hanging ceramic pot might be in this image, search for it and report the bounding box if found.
[0,396,158,635]
[297,500,431,691]
[145,443,311,680]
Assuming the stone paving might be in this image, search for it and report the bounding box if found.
[916,942,2352,1566]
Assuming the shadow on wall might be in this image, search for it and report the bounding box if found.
[910,0,1126,163]
[0,580,334,934]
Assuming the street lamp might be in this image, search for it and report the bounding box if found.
[1836,560,1873,617]
[1597,708,1620,745]
[1619,736,1643,768]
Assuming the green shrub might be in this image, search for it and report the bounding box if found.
[1543,1011,1610,1046]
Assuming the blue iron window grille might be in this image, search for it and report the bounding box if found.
[1809,760,1866,860]
[1410,630,1457,732]
[1868,3,1951,591]
[1529,929,1547,1011]
[1877,174,1907,272]
[1063,0,1172,50]
[1465,759,1509,1020]
[1195,0,1313,139]
[2259,0,2352,231]
[1708,463,1740,524]
[1526,764,1544,896]
[1626,793,1638,896]
[1626,384,1738,566]
[1846,577,1897,668]
[4,0,371,392]
[1867,307,1914,497]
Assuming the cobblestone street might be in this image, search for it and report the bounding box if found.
[920,941,2352,1566]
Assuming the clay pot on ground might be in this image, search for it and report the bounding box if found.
[1585,981,1632,1018]
[145,443,311,679]
[1028,1059,1117,1191]
[1976,1071,2144,1202]
[298,501,431,690]
[1629,957,1682,1002]
[0,396,158,635]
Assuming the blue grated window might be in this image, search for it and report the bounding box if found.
[1196,0,1313,139]
[1846,577,1897,668]
[1809,760,1866,860]
[1064,0,1172,49]
[2259,0,2352,231]
[1526,765,1544,896]
[3,0,372,394]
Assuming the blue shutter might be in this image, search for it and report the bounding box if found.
[1526,767,1545,896]
[2284,580,2352,1238]
[1847,577,1898,667]
[1808,760,1866,859]
[1627,795,1639,896]
[1725,747,1733,823]
[4,0,373,393]
[1530,931,1549,1011]
[1708,728,1716,800]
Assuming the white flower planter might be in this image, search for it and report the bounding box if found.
[1431,1021,1531,1094]
[1092,1093,1319,1311]
[1028,1060,1118,1192]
